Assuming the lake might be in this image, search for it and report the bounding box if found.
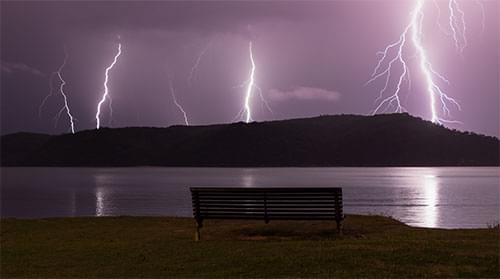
[1,167,499,228]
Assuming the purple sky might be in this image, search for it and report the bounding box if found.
[1,1,498,136]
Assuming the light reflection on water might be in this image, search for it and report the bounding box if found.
[2,167,499,228]
[420,173,438,228]
[95,187,106,217]
[94,173,116,217]
[241,169,256,187]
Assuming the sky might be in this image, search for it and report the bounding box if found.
[1,0,498,137]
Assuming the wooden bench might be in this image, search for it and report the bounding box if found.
[190,187,344,240]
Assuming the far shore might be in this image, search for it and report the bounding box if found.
[1,215,499,278]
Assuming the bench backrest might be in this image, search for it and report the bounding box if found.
[190,187,343,222]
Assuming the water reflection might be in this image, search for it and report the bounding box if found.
[241,170,255,187]
[94,173,113,216]
[420,173,439,227]
[387,168,440,227]
[95,187,106,216]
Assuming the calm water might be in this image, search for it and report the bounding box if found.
[1,167,499,228]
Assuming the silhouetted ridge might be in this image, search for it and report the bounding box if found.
[1,113,498,166]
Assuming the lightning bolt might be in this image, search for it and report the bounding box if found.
[243,41,256,123]
[433,0,451,36]
[54,47,76,134]
[108,97,113,126]
[96,43,122,129]
[38,71,57,118]
[233,41,273,123]
[168,78,189,126]
[475,0,486,35]
[448,0,467,53]
[368,0,463,124]
[187,40,212,86]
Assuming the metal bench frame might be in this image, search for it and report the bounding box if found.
[190,187,344,240]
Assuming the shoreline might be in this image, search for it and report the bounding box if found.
[1,215,496,230]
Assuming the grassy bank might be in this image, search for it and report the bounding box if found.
[1,215,498,278]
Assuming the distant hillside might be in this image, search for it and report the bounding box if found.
[1,114,499,166]
[1,132,52,166]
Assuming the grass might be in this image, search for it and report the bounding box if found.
[1,215,499,278]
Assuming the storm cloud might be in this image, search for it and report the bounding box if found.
[1,1,498,137]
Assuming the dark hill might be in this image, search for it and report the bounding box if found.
[1,114,499,166]
[1,132,52,165]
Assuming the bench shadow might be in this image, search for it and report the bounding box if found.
[196,215,406,240]
[199,215,404,241]
[237,226,338,240]
[203,220,360,241]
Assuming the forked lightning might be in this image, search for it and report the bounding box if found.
[367,0,480,124]
[96,43,122,129]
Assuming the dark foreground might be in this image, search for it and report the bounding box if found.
[1,215,499,278]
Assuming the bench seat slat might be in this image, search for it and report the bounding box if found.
[198,208,339,212]
[194,197,340,201]
[200,212,335,218]
[197,198,339,201]
[198,201,339,205]
[193,193,341,196]
[198,205,338,209]
[200,217,343,221]
[197,215,336,221]
[196,192,340,196]
[192,187,341,191]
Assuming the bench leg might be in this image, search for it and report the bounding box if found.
[195,225,201,241]
[195,220,203,241]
